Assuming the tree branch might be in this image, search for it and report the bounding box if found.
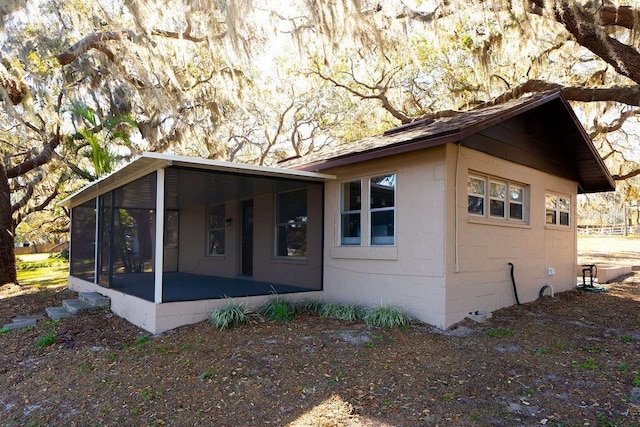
[482,79,640,107]
[57,31,136,65]
[528,1,640,84]
[11,172,43,212]
[312,64,412,123]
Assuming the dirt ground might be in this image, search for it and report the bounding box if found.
[0,236,639,426]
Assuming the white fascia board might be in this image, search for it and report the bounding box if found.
[60,152,336,208]
[141,152,336,181]
[59,157,169,208]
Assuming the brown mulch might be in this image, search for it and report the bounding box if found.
[1,268,640,425]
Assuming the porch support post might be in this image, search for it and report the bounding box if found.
[154,168,165,304]
[94,197,99,284]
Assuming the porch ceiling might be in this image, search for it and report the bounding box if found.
[60,152,335,208]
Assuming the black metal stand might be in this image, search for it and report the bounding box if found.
[581,264,597,288]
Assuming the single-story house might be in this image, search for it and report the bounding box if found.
[61,91,615,333]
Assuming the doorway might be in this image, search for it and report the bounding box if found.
[240,199,254,276]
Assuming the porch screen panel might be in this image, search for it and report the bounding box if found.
[111,173,157,275]
[276,188,307,257]
[98,172,157,300]
[70,198,96,281]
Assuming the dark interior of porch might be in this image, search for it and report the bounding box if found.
[109,272,310,302]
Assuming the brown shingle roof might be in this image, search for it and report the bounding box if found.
[280,91,615,193]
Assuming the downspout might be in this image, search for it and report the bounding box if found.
[508,262,521,305]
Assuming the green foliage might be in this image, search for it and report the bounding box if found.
[577,357,599,370]
[198,368,218,381]
[16,254,69,271]
[488,328,514,337]
[461,34,473,49]
[259,296,294,323]
[320,303,364,321]
[0,327,11,334]
[620,334,635,343]
[67,103,136,180]
[34,331,56,348]
[363,306,413,328]
[16,265,68,287]
[209,302,254,330]
[534,348,550,355]
[294,300,323,315]
[125,336,151,349]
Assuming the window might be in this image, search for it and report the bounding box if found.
[207,204,225,255]
[370,174,395,245]
[340,174,396,246]
[164,210,179,247]
[341,180,362,245]
[276,189,307,257]
[546,194,570,226]
[468,174,526,222]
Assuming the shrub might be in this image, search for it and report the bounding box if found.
[16,254,69,271]
[259,296,294,323]
[35,331,57,348]
[210,302,254,330]
[294,300,323,315]
[363,306,413,328]
[320,303,364,321]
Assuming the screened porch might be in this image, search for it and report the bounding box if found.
[66,153,330,305]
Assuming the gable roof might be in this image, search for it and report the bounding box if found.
[281,91,615,194]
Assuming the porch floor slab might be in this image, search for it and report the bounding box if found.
[108,272,315,303]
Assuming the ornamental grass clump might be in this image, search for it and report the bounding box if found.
[320,302,364,321]
[209,302,254,330]
[294,299,323,315]
[363,306,413,329]
[259,296,294,323]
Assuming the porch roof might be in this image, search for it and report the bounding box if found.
[60,152,336,208]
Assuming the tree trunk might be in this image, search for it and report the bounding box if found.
[0,161,17,285]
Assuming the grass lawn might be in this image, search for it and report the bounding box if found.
[15,253,68,288]
[17,266,68,287]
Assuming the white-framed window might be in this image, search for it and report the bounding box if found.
[276,188,307,258]
[164,210,179,247]
[369,174,396,245]
[340,173,396,246]
[468,174,526,222]
[340,180,362,245]
[546,194,571,226]
[207,204,225,255]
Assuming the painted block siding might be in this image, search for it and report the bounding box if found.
[321,143,578,329]
[444,145,576,327]
[322,147,449,328]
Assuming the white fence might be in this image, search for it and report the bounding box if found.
[578,225,639,236]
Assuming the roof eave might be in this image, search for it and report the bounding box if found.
[294,131,461,172]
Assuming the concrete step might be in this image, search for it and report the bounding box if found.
[45,306,75,320]
[62,299,93,315]
[12,314,46,323]
[2,318,37,330]
[78,292,110,309]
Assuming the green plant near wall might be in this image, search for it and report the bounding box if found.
[209,302,255,330]
[294,300,323,315]
[259,296,294,323]
[320,303,364,321]
[363,306,413,328]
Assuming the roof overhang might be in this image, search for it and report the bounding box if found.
[60,152,336,208]
[288,91,615,194]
